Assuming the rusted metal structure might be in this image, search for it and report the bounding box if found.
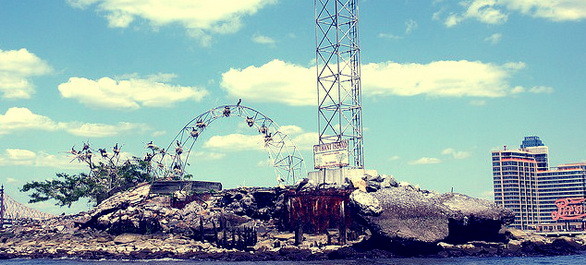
[284,189,352,242]
[0,185,5,228]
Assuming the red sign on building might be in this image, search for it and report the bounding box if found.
[551,198,586,221]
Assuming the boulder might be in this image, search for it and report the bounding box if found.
[75,183,151,229]
[439,193,511,220]
[346,175,367,192]
[356,187,452,243]
[352,185,515,253]
[349,190,382,216]
[379,175,398,189]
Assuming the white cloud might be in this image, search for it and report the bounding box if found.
[0,48,52,99]
[6,149,37,160]
[202,125,316,152]
[378,33,403,40]
[0,107,148,137]
[0,149,85,169]
[442,148,471,159]
[503,0,586,21]
[409,157,442,165]
[192,151,226,160]
[6,177,17,183]
[58,74,208,109]
[405,19,418,34]
[362,60,527,98]
[291,132,318,150]
[529,86,554,94]
[65,122,149,137]
[1,149,37,165]
[279,125,304,136]
[388,155,401,161]
[252,34,276,45]
[0,107,61,134]
[221,59,537,106]
[152,130,167,137]
[33,151,87,169]
[440,0,586,26]
[484,33,503,44]
[67,0,277,44]
[378,19,417,40]
[278,125,317,149]
[203,134,265,151]
[221,59,315,106]
[444,0,509,27]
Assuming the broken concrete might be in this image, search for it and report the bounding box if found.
[1,175,584,260]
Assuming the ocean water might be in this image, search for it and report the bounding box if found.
[1,254,586,265]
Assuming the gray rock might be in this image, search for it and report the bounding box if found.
[349,190,382,216]
[367,174,384,182]
[438,193,514,222]
[353,185,514,246]
[113,233,144,244]
[380,175,398,188]
[358,187,452,243]
[365,181,381,192]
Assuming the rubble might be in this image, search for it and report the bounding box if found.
[1,174,585,260]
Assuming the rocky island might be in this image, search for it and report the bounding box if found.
[1,174,585,261]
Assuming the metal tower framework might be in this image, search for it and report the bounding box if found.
[315,0,364,168]
[0,186,5,228]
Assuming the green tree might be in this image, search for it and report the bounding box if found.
[21,143,157,207]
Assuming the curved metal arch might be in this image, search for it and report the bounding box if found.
[157,105,306,186]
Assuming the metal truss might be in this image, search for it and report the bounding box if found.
[156,105,306,186]
[315,0,364,168]
[1,187,53,225]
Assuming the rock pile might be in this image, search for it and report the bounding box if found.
[1,173,585,260]
[347,174,584,256]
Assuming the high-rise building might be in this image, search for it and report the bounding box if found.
[492,136,586,232]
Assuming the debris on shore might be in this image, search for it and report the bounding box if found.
[1,174,585,260]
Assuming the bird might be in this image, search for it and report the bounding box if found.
[296,178,309,192]
[146,141,158,150]
[144,153,154,162]
[113,143,120,154]
[98,148,108,158]
[175,140,183,155]
[236,99,242,106]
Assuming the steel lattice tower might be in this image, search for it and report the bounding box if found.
[315,0,363,168]
[0,185,5,228]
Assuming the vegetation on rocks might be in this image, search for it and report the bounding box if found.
[20,143,159,207]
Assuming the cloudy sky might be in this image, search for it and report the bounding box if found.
[1,0,585,214]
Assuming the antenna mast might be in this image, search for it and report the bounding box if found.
[315,0,364,168]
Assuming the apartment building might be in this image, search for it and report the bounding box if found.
[492,136,586,231]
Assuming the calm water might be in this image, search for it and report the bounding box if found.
[1,254,586,265]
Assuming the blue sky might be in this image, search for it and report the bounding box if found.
[1,0,585,214]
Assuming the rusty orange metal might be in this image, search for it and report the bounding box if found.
[284,189,351,233]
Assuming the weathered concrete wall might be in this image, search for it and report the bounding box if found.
[307,168,378,188]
